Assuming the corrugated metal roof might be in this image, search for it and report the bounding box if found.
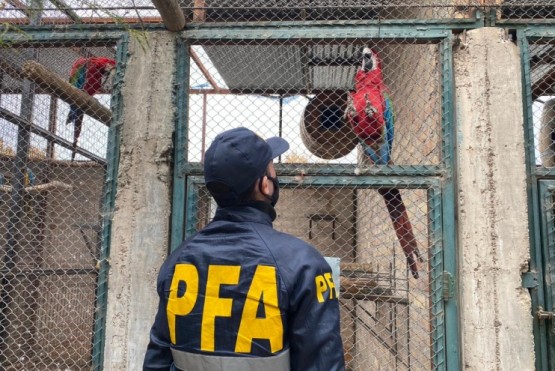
[203,43,360,92]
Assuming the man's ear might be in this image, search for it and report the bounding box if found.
[260,175,271,196]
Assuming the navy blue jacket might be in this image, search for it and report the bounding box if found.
[143,203,345,371]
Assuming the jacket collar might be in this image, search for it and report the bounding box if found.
[213,201,276,225]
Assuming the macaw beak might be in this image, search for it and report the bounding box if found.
[362,52,373,72]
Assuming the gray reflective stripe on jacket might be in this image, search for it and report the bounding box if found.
[171,348,290,371]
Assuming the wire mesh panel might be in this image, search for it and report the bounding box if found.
[183,31,450,370]
[524,37,555,169]
[179,0,481,22]
[0,39,119,369]
[185,177,444,370]
[187,39,443,167]
[497,1,555,21]
[0,1,483,26]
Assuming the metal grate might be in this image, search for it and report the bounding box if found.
[184,33,448,370]
[179,1,479,22]
[526,38,555,168]
[4,2,555,27]
[0,38,120,369]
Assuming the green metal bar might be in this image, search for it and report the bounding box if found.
[519,29,549,371]
[540,183,555,316]
[429,185,445,370]
[278,175,439,188]
[8,18,482,35]
[516,28,555,39]
[187,17,482,30]
[187,175,440,189]
[534,168,555,178]
[92,33,129,371]
[171,37,190,252]
[496,20,555,27]
[182,163,446,177]
[183,25,450,41]
[0,29,125,44]
[539,181,555,371]
[440,34,460,371]
[7,23,166,33]
[185,176,200,239]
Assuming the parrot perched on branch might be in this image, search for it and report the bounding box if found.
[344,47,423,279]
[66,57,116,160]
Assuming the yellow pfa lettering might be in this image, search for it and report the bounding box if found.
[235,266,283,353]
[167,264,199,344]
[315,273,336,303]
[201,265,241,351]
[324,272,336,300]
[315,275,327,303]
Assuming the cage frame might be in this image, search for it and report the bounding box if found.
[0,18,464,371]
[0,27,128,370]
[175,23,460,370]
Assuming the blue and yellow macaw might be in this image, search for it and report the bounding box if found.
[345,47,422,278]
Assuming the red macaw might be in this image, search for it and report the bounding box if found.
[345,47,423,278]
[66,57,116,160]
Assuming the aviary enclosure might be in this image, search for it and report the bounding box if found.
[0,1,553,370]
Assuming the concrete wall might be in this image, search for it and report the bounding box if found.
[102,32,177,370]
[454,27,535,370]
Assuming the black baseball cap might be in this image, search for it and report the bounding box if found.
[204,127,289,204]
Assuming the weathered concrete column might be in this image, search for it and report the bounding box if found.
[103,32,176,370]
[454,28,534,370]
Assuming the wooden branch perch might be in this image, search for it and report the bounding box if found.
[21,61,112,126]
[151,0,186,31]
[1,181,73,194]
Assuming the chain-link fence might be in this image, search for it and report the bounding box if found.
[0,35,119,369]
[1,1,555,371]
[184,32,446,370]
[3,2,555,26]
[527,36,555,169]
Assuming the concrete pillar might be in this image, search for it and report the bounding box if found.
[454,28,535,370]
[103,32,176,370]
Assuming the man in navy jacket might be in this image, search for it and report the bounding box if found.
[143,127,345,371]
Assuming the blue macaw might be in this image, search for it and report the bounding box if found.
[345,47,422,278]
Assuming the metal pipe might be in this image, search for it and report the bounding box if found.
[46,94,57,159]
[0,107,106,164]
[201,93,207,163]
[278,95,283,163]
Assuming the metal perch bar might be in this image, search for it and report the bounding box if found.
[21,61,112,125]
[0,107,107,165]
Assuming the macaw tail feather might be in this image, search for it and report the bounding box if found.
[66,105,83,125]
[378,187,423,279]
[71,114,84,161]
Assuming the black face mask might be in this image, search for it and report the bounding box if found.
[260,175,280,207]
